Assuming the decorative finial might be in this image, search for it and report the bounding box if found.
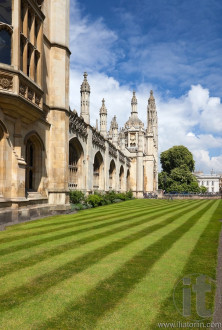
[100,98,107,114]
[83,72,88,80]
[81,72,90,93]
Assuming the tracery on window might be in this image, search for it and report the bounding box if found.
[20,0,43,85]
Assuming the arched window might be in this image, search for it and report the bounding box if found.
[109,160,116,190]
[0,0,12,65]
[93,151,104,191]
[0,0,12,24]
[0,29,11,65]
[119,165,124,190]
[69,138,84,190]
[26,140,34,190]
[25,132,44,192]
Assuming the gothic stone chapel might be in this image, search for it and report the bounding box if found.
[0,0,158,224]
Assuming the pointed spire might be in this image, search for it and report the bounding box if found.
[80,72,90,124]
[80,72,90,93]
[131,91,138,114]
[110,115,118,130]
[148,90,156,111]
[100,98,107,114]
[147,90,157,134]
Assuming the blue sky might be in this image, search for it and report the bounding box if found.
[69,0,222,173]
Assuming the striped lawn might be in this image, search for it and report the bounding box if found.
[0,199,221,329]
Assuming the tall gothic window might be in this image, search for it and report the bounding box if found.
[0,0,12,65]
[0,0,11,24]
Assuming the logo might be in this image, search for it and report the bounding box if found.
[173,273,218,321]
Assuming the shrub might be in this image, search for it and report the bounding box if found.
[126,190,133,199]
[113,199,123,203]
[69,190,85,204]
[86,195,103,208]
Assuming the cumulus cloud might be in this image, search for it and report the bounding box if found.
[70,71,222,174]
[69,1,222,175]
[69,1,119,72]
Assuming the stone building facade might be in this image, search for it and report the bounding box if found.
[69,73,158,198]
[194,171,221,193]
[0,0,158,224]
[0,0,70,223]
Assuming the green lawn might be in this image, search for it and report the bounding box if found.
[0,199,221,329]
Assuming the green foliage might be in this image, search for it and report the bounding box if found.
[86,195,103,208]
[200,186,207,193]
[159,146,202,193]
[69,190,85,204]
[160,145,195,173]
[70,190,134,209]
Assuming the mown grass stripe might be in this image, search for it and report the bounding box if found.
[149,199,222,328]
[0,200,199,258]
[0,200,183,244]
[36,201,215,329]
[0,201,211,313]
[6,200,185,233]
[0,200,205,279]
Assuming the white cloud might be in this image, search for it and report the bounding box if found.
[70,71,222,174]
[70,1,118,71]
[69,1,222,175]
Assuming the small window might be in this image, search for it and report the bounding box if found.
[212,187,214,193]
[206,181,209,186]
[0,0,12,25]
[0,30,11,65]
[212,181,214,186]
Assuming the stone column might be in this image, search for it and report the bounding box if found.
[136,130,144,198]
[44,0,71,208]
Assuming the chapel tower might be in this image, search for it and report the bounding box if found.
[99,98,107,138]
[80,72,90,124]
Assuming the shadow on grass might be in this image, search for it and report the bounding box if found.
[149,200,222,329]
[12,200,165,232]
[0,201,172,245]
[0,201,197,257]
[0,201,200,278]
[35,201,215,329]
[0,201,211,315]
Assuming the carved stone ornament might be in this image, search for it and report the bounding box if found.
[109,143,117,158]
[126,158,131,167]
[92,130,106,150]
[119,151,125,164]
[69,111,88,138]
[35,95,41,106]
[27,89,34,101]
[0,76,13,90]
[19,84,26,96]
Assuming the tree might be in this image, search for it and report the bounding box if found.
[160,145,195,174]
[159,146,201,193]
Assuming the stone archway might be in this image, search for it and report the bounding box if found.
[0,121,8,197]
[119,165,124,191]
[69,137,84,190]
[93,151,104,191]
[126,169,130,191]
[109,159,116,190]
[25,132,44,192]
